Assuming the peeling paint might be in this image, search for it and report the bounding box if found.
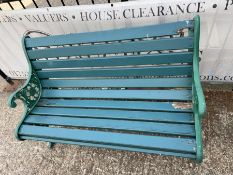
[172,102,192,110]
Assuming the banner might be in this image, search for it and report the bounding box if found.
[0,0,232,82]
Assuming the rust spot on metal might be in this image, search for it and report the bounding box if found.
[172,102,192,110]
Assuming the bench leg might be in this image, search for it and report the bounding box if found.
[47,142,54,149]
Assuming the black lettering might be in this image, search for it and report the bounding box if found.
[167,6,174,15]
[35,14,47,22]
[132,9,140,18]
[148,7,156,17]
[225,0,233,10]
[113,10,120,19]
[187,3,196,13]
[158,6,166,16]
[106,10,113,20]
[15,71,20,76]
[61,14,68,21]
[214,76,219,80]
[1,15,17,22]
[200,75,206,80]
[97,11,103,20]
[42,14,49,22]
[176,4,185,14]
[123,9,131,19]
[80,12,89,21]
[197,2,205,13]
[206,75,215,81]
[2,16,8,22]
[10,16,17,22]
[49,14,57,22]
[139,8,148,17]
[24,15,32,22]
[89,12,98,21]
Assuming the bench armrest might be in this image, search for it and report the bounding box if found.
[193,66,206,118]
[8,36,42,115]
[8,70,41,113]
[192,15,206,119]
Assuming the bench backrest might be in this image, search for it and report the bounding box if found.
[23,20,195,89]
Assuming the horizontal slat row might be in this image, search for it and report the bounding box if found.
[25,20,194,48]
[28,37,193,59]
[37,99,192,112]
[41,89,192,101]
[19,125,196,153]
[25,115,194,136]
[32,52,193,69]
[31,107,193,123]
[24,115,195,136]
[20,136,196,158]
[37,65,192,79]
[20,19,198,159]
[40,77,192,88]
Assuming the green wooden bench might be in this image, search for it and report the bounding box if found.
[8,15,206,162]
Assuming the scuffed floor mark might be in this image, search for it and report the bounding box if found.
[172,102,192,110]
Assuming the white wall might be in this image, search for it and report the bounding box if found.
[0,0,232,82]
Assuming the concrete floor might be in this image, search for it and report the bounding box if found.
[0,79,232,175]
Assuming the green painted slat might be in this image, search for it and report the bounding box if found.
[32,52,193,69]
[41,89,192,101]
[37,65,192,79]
[20,136,196,159]
[31,107,194,123]
[27,37,193,59]
[25,20,194,48]
[41,77,192,88]
[11,17,202,160]
[19,125,196,153]
[24,115,195,136]
[37,99,193,113]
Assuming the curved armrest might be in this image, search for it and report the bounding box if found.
[8,69,42,114]
[8,35,42,115]
[193,71,206,118]
[192,15,206,119]
[8,84,28,108]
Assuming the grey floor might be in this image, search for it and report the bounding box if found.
[0,79,233,175]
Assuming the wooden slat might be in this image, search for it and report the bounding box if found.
[40,77,192,88]
[19,125,196,153]
[37,99,193,113]
[20,20,199,159]
[41,89,192,101]
[27,37,193,59]
[20,136,196,158]
[37,65,192,79]
[24,115,195,136]
[25,20,194,48]
[32,52,193,69]
[31,107,194,123]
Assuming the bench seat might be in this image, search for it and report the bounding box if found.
[8,15,206,162]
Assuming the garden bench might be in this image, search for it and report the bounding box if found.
[8,15,206,162]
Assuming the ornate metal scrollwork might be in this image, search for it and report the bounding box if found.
[8,69,41,115]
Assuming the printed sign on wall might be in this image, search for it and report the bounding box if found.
[0,0,232,82]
